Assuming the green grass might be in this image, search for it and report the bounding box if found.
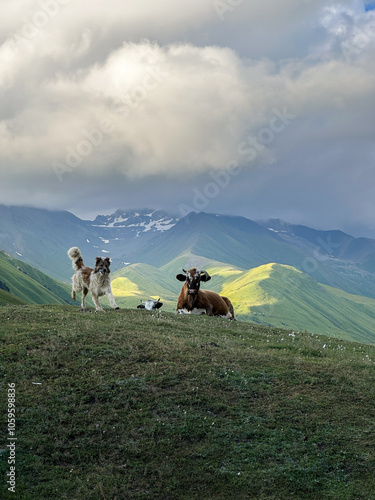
[0,250,74,305]
[1,305,375,499]
[0,289,27,305]
[218,263,278,311]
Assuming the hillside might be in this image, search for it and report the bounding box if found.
[1,305,374,499]
[218,263,375,344]
[0,250,74,305]
[122,211,307,270]
[262,219,375,273]
[111,262,180,310]
[0,205,106,282]
[2,205,375,342]
[112,257,375,344]
[111,253,226,310]
[0,288,27,305]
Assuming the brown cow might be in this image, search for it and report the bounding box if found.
[176,268,234,319]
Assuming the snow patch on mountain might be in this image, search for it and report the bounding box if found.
[91,209,179,235]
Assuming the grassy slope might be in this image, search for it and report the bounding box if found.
[0,305,374,499]
[0,251,74,305]
[0,289,27,305]
[111,262,180,310]
[220,263,375,344]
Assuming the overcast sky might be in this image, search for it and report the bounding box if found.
[1,0,375,236]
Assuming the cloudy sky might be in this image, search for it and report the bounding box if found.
[1,0,375,236]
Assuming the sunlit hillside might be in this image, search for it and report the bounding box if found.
[111,256,375,344]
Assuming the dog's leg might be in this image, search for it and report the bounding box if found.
[91,292,104,312]
[72,289,76,301]
[81,287,89,310]
[107,290,120,310]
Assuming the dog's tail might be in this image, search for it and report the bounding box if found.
[67,247,84,271]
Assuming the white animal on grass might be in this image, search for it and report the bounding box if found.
[137,298,163,311]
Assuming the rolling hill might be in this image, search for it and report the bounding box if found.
[0,250,74,305]
[218,263,375,344]
[111,252,246,311]
[111,262,180,310]
[112,255,375,343]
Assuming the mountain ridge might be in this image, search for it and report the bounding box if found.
[260,218,375,272]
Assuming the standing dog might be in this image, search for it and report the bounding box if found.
[67,247,119,312]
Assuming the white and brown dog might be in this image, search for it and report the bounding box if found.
[67,247,119,312]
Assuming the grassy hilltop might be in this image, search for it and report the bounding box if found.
[1,305,375,499]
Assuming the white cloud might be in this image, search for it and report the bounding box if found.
[1,0,375,233]
[2,39,374,178]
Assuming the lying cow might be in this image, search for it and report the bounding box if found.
[176,268,234,319]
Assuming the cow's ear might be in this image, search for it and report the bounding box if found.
[176,274,186,282]
[200,271,211,282]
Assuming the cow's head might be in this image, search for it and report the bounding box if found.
[176,268,211,295]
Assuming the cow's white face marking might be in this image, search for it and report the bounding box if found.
[185,268,202,295]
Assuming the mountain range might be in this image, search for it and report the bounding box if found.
[1,205,375,343]
[0,205,179,282]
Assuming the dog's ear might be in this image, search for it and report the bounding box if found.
[104,257,111,265]
[95,257,102,266]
